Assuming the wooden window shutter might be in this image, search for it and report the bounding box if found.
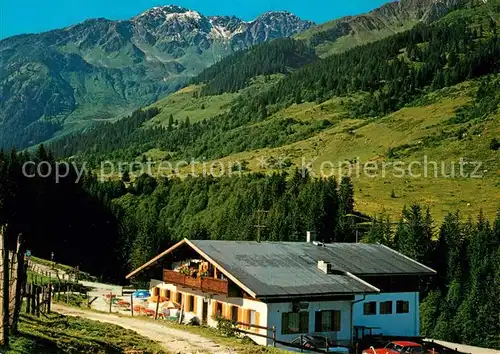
[315,311,322,332]
[183,294,188,312]
[226,304,231,320]
[333,310,341,331]
[300,312,309,333]
[237,307,243,324]
[153,287,159,296]
[245,309,251,329]
[226,304,232,319]
[212,301,217,318]
[242,309,247,327]
[255,312,260,333]
[222,303,227,318]
[192,296,198,314]
[282,313,289,335]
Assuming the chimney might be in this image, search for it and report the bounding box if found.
[306,231,315,243]
[318,260,332,274]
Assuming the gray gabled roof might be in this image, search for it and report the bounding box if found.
[190,240,377,298]
[189,240,434,298]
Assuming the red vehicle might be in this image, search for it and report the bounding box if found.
[362,341,426,354]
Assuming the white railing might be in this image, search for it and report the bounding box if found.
[425,339,500,354]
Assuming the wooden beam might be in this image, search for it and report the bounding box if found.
[126,239,187,279]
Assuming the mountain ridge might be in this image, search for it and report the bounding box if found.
[0,5,313,149]
[297,0,461,56]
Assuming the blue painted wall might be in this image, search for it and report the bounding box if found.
[352,292,420,337]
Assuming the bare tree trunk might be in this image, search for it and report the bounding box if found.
[0,224,9,348]
[11,234,24,334]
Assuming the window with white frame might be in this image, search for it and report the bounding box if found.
[315,310,341,332]
[282,311,309,335]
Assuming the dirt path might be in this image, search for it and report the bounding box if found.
[52,303,234,354]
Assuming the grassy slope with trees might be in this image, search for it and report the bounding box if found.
[48,0,500,220]
[1,147,499,349]
[1,0,498,351]
[9,311,166,353]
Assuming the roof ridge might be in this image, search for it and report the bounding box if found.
[378,244,437,274]
[345,272,381,293]
[125,239,187,279]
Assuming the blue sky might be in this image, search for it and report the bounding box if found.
[0,0,391,39]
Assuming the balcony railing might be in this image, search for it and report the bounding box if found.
[163,269,228,295]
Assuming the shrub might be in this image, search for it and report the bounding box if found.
[490,138,500,151]
[215,316,236,337]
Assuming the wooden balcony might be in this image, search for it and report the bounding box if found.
[163,269,228,295]
[184,276,202,288]
[202,277,229,294]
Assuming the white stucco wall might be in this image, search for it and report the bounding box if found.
[151,280,269,345]
[352,292,420,337]
[267,300,353,346]
[208,294,269,345]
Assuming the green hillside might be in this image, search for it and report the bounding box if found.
[2,1,500,351]
[296,0,457,57]
[48,0,500,221]
[145,74,284,128]
[145,85,238,127]
[172,78,499,221]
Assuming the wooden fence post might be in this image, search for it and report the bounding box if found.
[130,294,134,317]
[41,286,46,312]
[35,287,40,317]
[30,286,36,315]
[26,284,31,314]
[1,223,11,346]
[272,325,276,347]
[154,298,160,320]
[47,284,51,314]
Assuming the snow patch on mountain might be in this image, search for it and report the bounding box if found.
[164,10,201,21]
[209,24,233,39]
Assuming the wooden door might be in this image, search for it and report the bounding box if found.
[202,300,208,325]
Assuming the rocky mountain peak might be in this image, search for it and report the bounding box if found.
[133,5,202,24]
[0,5,314,149]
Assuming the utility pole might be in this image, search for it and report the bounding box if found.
[254,210,268,243]
[0,224,9,348]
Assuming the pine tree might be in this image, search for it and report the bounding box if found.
[394,204,433,264]
[363,215,392,246]
[295,90,302,105]
[168,115,174,130]
[420,290,443,337]
[338,177,354,215]
[121,170,130,183]
[335,177,355,242]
